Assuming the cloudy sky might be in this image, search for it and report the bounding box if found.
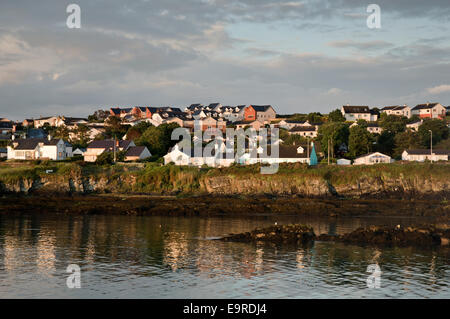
[0,0,449,120]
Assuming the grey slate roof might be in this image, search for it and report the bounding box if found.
[405,149,450,155]
[11,138,61,150]
[250,105,273,112]
[125,146,147,157]
[342,106,370,113]
[412,103,439,110]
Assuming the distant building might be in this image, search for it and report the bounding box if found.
[350,122,383,134]
[406,119,423,132]
[234,120,265,130]
[73,148,86,156]
[0,118,13,134]
[288,125,318,137]
[83,140,135,162]
[125,146,152,161]
[381,105,411,118]
[411,103,446,119]
[341,105,378,122]
[244,105,276,123]
[7,137,70,160]
[402,149,449,162]
[353,152,393,165]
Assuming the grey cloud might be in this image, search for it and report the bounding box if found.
[328,40,394,50]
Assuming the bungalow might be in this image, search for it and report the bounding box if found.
[238,145,310,165]
[411,103,446,119]
[381,105,411,118]
[125,146,152,161]
[244,105,277,123]
[341,105,378,122]
[7,136,70,160]
[353,152,393,165]
[163,144,235,168]
[83,140,135,162]
[402,149,449,162]
[406,119,423,132]
[288,125,318,137]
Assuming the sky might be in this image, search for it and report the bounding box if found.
[0,0,449,121]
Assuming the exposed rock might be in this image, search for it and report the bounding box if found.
[220,224,316,244]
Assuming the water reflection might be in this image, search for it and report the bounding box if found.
[0,214,448,298]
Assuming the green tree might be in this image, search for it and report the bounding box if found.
[418,119,449,147]
[96,150,126,165]
[88,110,109,123]
[317,122,350,157]
[378,114,407,134]
[126,122,153,140]
[306,112,325,124]
[328,109,345,122]
[104,116,129,139]
[348,125,372,158]
[393,130,421,159]
[374,131,395,156]
[137,123,180,157]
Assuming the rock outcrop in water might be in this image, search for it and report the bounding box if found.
[220,224,450,247]
[220,224,316,244]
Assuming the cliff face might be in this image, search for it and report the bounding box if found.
[201,174,449,198]
[1,165,449,198]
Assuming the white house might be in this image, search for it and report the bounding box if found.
[238,145,310,165]
[341,105,378,122]
[350,122,383,134]
[84,140,135,162]
[7,137,70,160]
[381,105,411,118]
[288,125,318,137]
[353,152,393,165]
[163,143,235,167]
[401,149,449,162]
[406,120,423,132]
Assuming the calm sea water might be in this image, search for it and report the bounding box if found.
[0,213,448,298]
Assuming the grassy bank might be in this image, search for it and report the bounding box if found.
[0,160,449,197]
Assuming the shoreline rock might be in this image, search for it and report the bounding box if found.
[220,224,450,247]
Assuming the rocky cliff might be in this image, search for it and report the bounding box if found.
[0,162,449,198]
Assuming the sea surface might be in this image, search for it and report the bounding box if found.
[0,213,449,298]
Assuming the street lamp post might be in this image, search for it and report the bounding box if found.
[429,130,433,163]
